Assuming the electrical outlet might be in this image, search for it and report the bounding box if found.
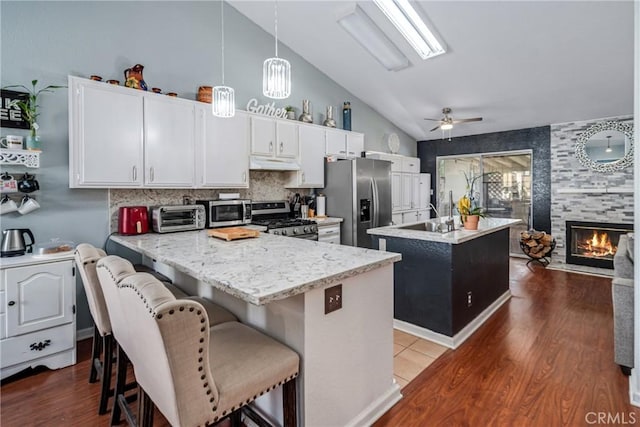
[467,291,473,307]
[325,284,343,314]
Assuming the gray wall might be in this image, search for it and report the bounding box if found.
[0,1,415,332]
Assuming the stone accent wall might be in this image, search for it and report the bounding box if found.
[550,115,633,269]
[109,171,309,232]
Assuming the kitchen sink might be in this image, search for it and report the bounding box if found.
[398,221,454,233]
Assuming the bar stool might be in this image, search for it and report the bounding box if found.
[97,255,300,427]
[75,244,237,416]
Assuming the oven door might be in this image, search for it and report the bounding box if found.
[294,234,318,241]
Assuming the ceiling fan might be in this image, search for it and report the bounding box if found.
[424,107,483,132]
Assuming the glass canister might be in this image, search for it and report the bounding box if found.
[342,101,351,131]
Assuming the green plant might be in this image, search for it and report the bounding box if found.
[284,105,294,112]
[456,171,490,219]
[3,79,66,138]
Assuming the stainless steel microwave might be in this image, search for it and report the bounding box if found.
[195,199,252,228]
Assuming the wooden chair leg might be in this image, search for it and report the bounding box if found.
[137,384,155,427]
[110,343,128,426]
[98,334,114,415]
[282,378,297,427]
[89,325,101,383]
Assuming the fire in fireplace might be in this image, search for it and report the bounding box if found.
[566,221,633,269]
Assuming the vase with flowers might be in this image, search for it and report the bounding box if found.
[456,171,488,230]
[3,79,66,150]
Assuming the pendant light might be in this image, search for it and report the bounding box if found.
[212,0,235,118]
[605,135,613,153]
[263,0,291,99]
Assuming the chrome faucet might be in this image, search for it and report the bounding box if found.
[445,190,455,232]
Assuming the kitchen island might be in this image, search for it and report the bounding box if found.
[368,218,522,349]
[110,230,401,427]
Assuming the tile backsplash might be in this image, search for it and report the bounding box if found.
[109,171,310,232]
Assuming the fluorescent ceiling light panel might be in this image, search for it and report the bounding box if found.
[373,0,446,60]
[337,5,410,71]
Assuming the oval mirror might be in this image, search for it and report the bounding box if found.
[575,121,634,173]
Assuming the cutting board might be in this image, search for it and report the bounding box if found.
[207,227,260,241]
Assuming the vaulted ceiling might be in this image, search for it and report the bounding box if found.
[230,1,634,141]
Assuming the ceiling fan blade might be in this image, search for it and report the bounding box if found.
[429,125,441,132]
[423,118,442,122]
[452,117,483,124]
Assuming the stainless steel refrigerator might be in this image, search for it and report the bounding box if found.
[322,158,392,248]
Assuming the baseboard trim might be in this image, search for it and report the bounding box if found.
[346,382,402,427]
[394,290,511,349]
[76,326,93,341]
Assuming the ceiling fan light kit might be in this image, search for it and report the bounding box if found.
[424,107,483,139]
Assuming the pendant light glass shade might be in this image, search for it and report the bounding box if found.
[212,86,235,118]
[263,1,291,99]
[263,57,291,99]
[213,0,235,118]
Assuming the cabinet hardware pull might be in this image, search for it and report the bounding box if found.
[150,167,155,182]
[269,141,273,152]
[280,141,284,152]
[30,340,51,351]
[8,301,15,306]
[242,172,247,182]
[132,166,137,181]
[301,172,305,183]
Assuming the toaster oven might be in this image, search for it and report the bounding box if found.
[151,205,206,233]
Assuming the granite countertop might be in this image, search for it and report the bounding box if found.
[110,230,400,305]
[311,216,343,226]
[367,217,523,244]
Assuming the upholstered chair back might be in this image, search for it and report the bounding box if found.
[75,243,110,335]
[99,257,221,426]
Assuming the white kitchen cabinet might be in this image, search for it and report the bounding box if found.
[346,133,364,157]
[69,75,194,188]
[392,213,403,226]
[143,96,195,187]
[285,125,325,188]
[69,76,144,187]
[417,209,431,221]
[1,257,76,380]
[401,173,413,210]
[366,152,402,171]
[391,173,402,211]
[317,223,341,244]
[402,210,420,224]
[402,157,420,173]
[197,108,249,188]
[325,129,346,157]
[419,173,431,211]
[410,174,420,210]
[250,116,299,159]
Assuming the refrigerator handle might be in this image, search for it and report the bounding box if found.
[371,177,379,228]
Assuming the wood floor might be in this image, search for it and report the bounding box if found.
[1,259,638,426]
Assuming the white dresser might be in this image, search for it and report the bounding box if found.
[0,254,76,379]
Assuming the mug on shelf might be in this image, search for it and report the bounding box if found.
[0,196,18,215]
[1,135,23,150]
[17,195,40,215]
[1,172,18,193]
[18,173,39,193]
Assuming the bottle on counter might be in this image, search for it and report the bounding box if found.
[342,102,351,131]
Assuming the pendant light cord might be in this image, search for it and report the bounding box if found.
[274,0,279,58]
[221,0,225,84]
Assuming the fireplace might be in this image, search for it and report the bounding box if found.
[566,221,633,269]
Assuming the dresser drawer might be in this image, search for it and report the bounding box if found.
[0,323,74,368]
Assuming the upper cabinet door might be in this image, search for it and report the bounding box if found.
[276,121,299,158]
[250,116,276,157]
[410,174,420,210]
[401,173,413,210]
[326,130,347,156]
[295,125,325,188]
[346,133,364,157]
[402,157,420,173]
[391,172,402,211]
[143,96,195,187]
[70,78,143,187]
[199,109,249,188]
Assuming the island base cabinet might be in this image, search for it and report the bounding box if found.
[146,261,400,427]
[372,229,510,337]
[0,259,76,380]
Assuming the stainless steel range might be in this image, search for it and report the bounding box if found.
[251,201,318,240]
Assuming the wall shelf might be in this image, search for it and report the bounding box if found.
[0,149,41,168]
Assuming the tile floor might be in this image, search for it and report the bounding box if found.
[393,329,448,388]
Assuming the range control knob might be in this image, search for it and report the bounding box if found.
[303,226,309,233]
[292,229,298,235]
[272,230,280,235]
[281,230,287,236]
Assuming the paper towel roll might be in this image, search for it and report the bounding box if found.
[317,195,326,217]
